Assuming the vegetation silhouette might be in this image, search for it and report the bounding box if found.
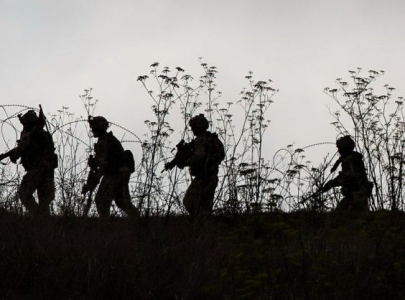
[1,63,405,298]
[325,69,405,210]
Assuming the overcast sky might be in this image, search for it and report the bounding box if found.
[1,0,405,163]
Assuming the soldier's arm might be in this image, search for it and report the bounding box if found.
[164,158,177,171]
[321,178,340,192]
[82,168,100,194]
[9,132,32,161]
[0,148,16,161]
[82,148,105,194]
[336,157,360,186]
[95,139,108,175]
[163,141,188,171]
[184,140,204,167]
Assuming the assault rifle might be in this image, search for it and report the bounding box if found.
[300,180,335,205]
[38,104,49,132]
[163,139,193,172]
[0,148,16,164]
[300,189,324,205]
[1,104,49,165]
[82,154,100,217]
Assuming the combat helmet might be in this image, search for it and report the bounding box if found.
[189,114,209,131]
[88,116,109,132]
[336,135,355,151]
[18,110,39,125]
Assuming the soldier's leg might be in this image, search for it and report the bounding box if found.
[183,178,203,217]
[19,170,40,214]
[37,169,55,216]
[95,176,114,220]
[353,190,369,212]
[199,175,218,215]
[336,195,353,211]
[113,171,139,218]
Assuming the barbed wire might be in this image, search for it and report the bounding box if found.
[109,121,142,144]
[0,105,36,150]
[302,141,335,150]
[0,104,347,214]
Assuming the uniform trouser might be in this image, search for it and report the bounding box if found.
[183,174,218,217]
[19,168,55,216]
[95,170,139,219]
[336,188,369,212]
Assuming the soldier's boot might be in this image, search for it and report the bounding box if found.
[19,193,39,215]
[123,206,140,229]
[183,179,200,217]
[96,199,111,221]
[19,172,40,215]
[124,205,139,219]
[37,174,54,216]
[114,171,139,222]
[115,198,140,223]
[95,178,113,221]
[350,188,369,212]
[37,202,51,216]
[335,196,351,211]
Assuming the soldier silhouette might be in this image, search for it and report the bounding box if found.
[0,108,57,216]
[320,135,372,211]
[82,116,139,220]
[164,114,225,218]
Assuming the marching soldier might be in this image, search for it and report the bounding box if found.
[164,114,225,218]
[0,108,57,216]
[319,135,372,211]
[82,116,139,220]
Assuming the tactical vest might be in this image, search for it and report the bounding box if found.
[97,132,126,175]
[189,132,225,177]
[21,129,56,170]
[340,151,369,194]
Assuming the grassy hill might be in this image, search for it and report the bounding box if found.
[1,210,405,299]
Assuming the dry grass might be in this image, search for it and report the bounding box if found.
[1,210,405,299]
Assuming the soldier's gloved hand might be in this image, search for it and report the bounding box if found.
[87,155,96,168]
[321,180,335,193]
[10,153,18,164]
[164,161,175,171]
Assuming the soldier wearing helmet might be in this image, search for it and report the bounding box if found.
[164,114,225,218]
[82,116,139,220]
[320,135,372,211]
[1,108,57,216]
[18,110,40,128]
[88,116,109,137]
[188,114,209,133]
[336,135,355,151]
